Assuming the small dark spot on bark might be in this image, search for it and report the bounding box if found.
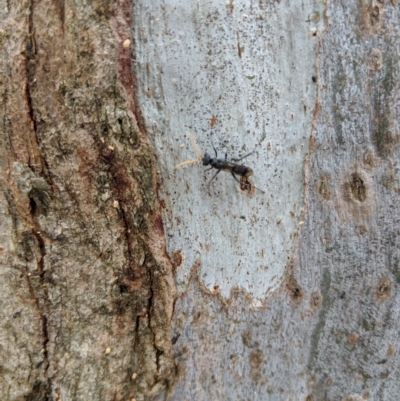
[349,173,366,202]
[287,274,302,302]
[305,395,314,401]
[237,32,242,58]
[122,267,140,282]
[249,349,264,369]
[292,287,302,299]
[119,284,129,293]
[387,344,396,356]
[370,5,380,26]
[101,146,113,160]
[317,175,330,200]
[371,48,383,71]
[310,291,322,309]
[172,333,180,344]
[381,174,394,190]
[241,329,259,348]
[312,76,316,83]
[29,196,37,216]
[380,370,390,379]
[29,187,51,216]
[348,332,360,343]
[376,277,391,301]
[20,231,35,262]
[172,250,183,270]
[25,37,36,59]
[363,149,377,169]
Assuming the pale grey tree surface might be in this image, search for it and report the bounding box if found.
[133,0,400,400]
[134,0,322,306]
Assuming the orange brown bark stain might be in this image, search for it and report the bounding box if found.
[113,0,147,133]
[77,139,144,289]
[172,250,184,270]
[153,214,165,237]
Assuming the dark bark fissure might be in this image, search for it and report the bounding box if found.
[28,215,52,400]
[22,3,53,399]
[119,206,136,273]
[54,0,65,28]
[24,246,52,401]
[147,267,162,373]
[25,381,50,401]
[25,0,54,188]
[3,187,51,401]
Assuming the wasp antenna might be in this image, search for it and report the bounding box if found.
[190,133,203,159]
[174,158,200,170]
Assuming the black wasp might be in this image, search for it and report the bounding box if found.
[174,134,264,193]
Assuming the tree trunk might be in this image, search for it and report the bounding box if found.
[0,1,175,400]
[1,0,400,401]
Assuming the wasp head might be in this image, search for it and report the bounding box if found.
[202,153,212,166]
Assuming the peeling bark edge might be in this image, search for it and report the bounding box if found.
[113,0,178,397]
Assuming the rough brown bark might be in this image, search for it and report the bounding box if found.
[0,1,175,400]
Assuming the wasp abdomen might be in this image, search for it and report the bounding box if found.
[232,165,253,178]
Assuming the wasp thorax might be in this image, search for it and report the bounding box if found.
[210,159,219,168]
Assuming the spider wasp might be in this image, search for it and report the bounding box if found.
[174,134,264,194]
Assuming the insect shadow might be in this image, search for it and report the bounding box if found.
[174,134,264,194]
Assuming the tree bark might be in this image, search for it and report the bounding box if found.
[0,1,175,400]
[2,0,400,401]
[133,0,400,400]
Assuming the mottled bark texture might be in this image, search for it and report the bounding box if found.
[166,1,400,401]
[0,1,175,400]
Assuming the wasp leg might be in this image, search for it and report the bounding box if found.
[209,169,221,183]
[232,151,255,162]
[231,173,241,183]
[211,140,218,157]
